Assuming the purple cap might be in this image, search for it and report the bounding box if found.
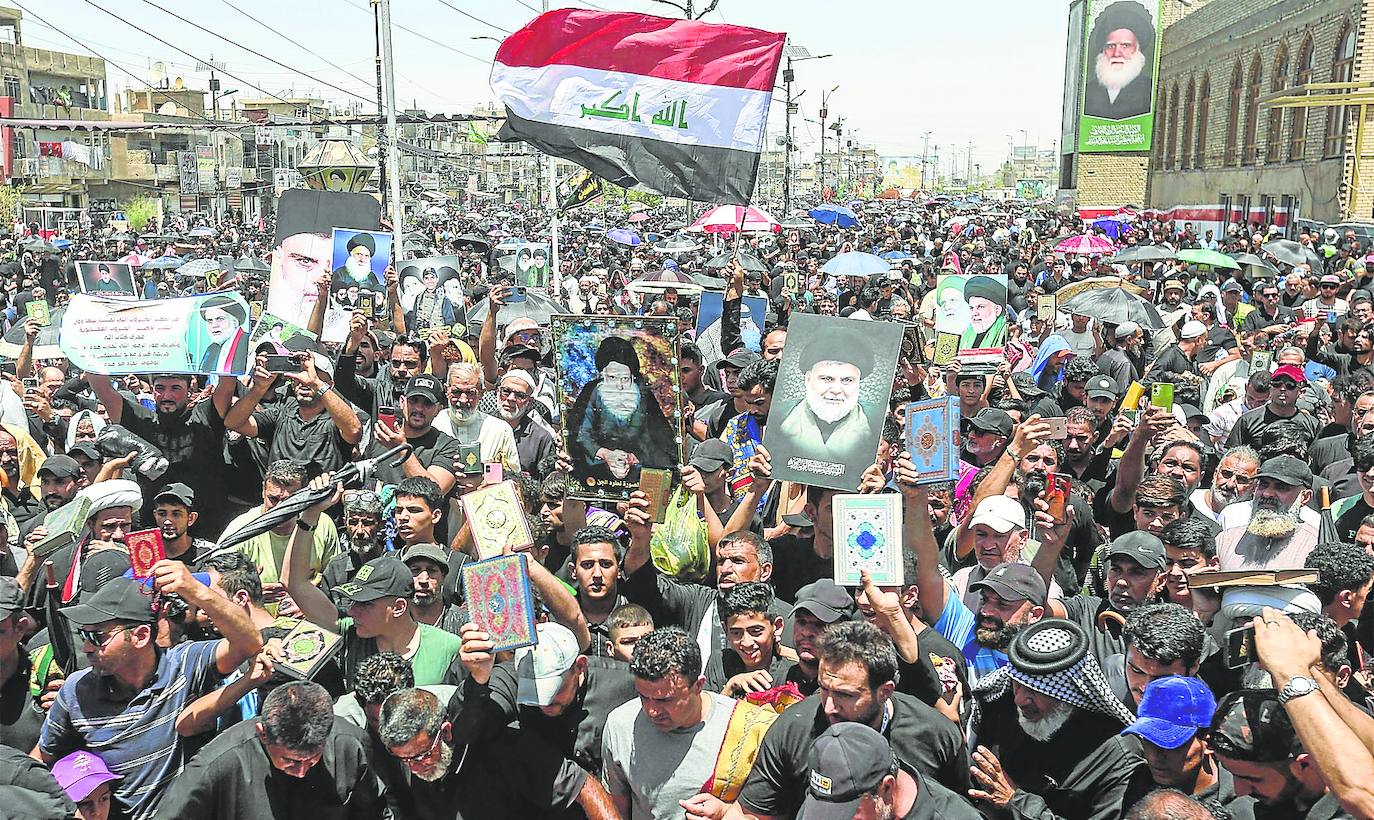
[52,750,121,802]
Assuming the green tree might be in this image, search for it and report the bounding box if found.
[0,183,24,228]
[119,196,159,232]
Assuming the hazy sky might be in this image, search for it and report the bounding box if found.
[25,0,1068,173]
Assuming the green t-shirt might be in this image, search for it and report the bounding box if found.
[336,618,461,688]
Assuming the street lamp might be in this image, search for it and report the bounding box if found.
[781,44,829,213]
[818,85,838,198]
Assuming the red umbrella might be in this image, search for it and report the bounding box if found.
[687,204,780,234]
[627,212,649,223]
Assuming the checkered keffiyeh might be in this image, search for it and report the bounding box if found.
[971,624,1135,730]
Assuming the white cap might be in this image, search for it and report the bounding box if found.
[1113,321,1141,339]
[1179,320,1207,340]
[501,368,537,393]
[515,623,582,706]
[968,496,1026,534]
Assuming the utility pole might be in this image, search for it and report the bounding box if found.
[372,1,387,205]
[783,56,793,213]
[377,0,404,255]
[543,0,560,291]
[819,85,837,200]
[965,141,973,189]
[920,131,931,191]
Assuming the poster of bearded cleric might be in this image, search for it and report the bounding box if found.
[934,273,1009,371]
[761,314,903,492]
[552,315,683,500]
[1078,0,1161,152]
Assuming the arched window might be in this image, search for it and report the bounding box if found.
[1225,62,1243,165]
[1195,74,1210,168]
[1244,55,1263,164]
[1326,23,1356,157]
[1267,44,1289,163]
[1157,86,1170,165]
[1181,78,1196,169]
[1166,83,1180,168]
[1291,35,1314,160]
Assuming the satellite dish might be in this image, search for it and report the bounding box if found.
[173,77,184,90]
[774,135,787,147]
[150,61,166,88]
[157,102,177,115]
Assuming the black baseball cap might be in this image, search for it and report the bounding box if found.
[334,556,414,603]
[794,579,858,624]
[1107,532,1167,570]
[67,442,101,462]
[720,349,760,370]
[1210,689,1298,763]
[687,439,732,472]
[0,577,22,619]
[37,455,80,481]
[969,563,1048,606]
[1086,374,1120,400]
[1255,455,1313,488]
[961,407,1013,439]
[796,723,897,820]
[404,375,443,404]
[61,577,157,625]
[153,482,195,508]
[399,543,450,572]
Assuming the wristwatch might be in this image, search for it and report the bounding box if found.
[1278,675,1320,705]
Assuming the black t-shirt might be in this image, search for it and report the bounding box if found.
[366,426,462,491]
[1336,497,1374,544]
[514,656,637,774]
[1148,344,1199,378]
[1199,324,1238,365]
[1006,276,1030,314]
[0,650,44,754]
[251,396,361,475]
[1225,406,1321,449]
[1240,304,1296,334]
[119,396,230,534]
[895,628,968,711]
[768,533,833,605]
[738,693,971,817]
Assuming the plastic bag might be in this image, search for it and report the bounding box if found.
[649,485,709,582]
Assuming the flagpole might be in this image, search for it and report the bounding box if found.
[541,0,561,299]
[377,0,404,271]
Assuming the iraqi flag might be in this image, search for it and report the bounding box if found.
[491,10,785,205]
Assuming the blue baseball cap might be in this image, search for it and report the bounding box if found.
[1121,675,1216,749]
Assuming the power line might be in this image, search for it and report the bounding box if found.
[77,0,347,112]
[431,0,511,34]
[134,0,377,107]
[12,1,229,130]
[340,0,492,64]
[511,0,541,14]
[216,0,376,90]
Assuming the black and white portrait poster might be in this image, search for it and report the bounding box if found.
[762,313,903,491]
[552,314,683,501]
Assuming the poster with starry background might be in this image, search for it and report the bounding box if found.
[832,493,903,587]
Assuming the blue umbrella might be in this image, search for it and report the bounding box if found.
[821,251,890,277]
[810,204,859,228]
[142,255,186,270]
[606,228,642,246]
[880,250,914,260]
[52,238,73,250]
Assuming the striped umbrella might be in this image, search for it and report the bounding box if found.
[1053,233,1116,256]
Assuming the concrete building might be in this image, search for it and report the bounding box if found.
[1148,0,1365,226]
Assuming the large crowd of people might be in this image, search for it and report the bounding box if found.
[2,197,1374,820]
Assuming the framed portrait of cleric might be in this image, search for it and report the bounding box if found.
[933,272,1008,373]
[330,228,391,296]
[761,313,903,492]
[76,261,137,298]
[551,314,683,501]
[397,256,466,333]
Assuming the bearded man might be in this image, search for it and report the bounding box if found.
[968,619,1144,817]
[775,329,882,467]
[494,369,556,479]
[432,362,520,476]
[1082,1,1156,121]
[567,335,676,483]
[1216,456,1319,571]
[333,232,382,293]
[196,295,250,375]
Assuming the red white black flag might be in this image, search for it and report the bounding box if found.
[491,10,785,205]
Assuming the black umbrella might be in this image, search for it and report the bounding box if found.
[467,290,567,327]
[1059,285,1165,329]
[1110,245,1176,264]
[706,252,767,273]
[1261,239,1306,268]
[211,445,413,553]
[234,255,270,274]
[0,307,63,359]
[453,234,490,251]
[22,238,59,254]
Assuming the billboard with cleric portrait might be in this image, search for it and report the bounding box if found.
[1079,0,1161,153]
